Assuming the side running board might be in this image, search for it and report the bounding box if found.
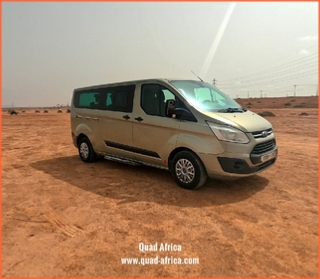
[104,155,142,166]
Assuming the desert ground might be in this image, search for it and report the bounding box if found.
[2,97,318,277]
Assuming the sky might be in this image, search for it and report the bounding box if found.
[2,2,318,108]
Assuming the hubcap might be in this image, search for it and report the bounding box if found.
[80,142,89,159]
[175,159,195,183]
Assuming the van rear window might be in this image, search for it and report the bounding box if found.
[73,84,135,112]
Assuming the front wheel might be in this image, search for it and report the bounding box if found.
[171,151,207,190]
[78,137,97,163]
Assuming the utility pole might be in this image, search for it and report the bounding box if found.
[260,90,263,98]
[316,85,318,96]
[247,91,249,98]
[294,85,296,97]
[212,78,217,86]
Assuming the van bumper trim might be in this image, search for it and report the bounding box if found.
[218,157,276,174]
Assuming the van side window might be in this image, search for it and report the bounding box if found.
[141,84,190,117]
[114,91,129,108]
[106,93,112,106]
[100,85,135,113]
[74,91,100,109]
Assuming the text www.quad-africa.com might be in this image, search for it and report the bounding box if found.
[121,256,199,265]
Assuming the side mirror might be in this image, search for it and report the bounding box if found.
[165,99,176,117]
[165,99,196,122]
[169,107,192,119]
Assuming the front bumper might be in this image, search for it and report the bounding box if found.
[218,154,277,175]
[199,146,278,180]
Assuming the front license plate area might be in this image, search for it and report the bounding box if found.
[261,150,277,162]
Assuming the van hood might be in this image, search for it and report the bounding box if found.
[198,109,272,132]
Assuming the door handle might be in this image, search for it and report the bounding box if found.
[134,117,143,122]
[123,115,130,120]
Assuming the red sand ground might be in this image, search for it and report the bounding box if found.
[2,97,318,277]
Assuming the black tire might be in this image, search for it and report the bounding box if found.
[78,137,97,163]
[170,151,207,190]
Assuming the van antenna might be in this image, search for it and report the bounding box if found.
[191,70,204,82]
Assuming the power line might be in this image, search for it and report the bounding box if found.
[218,52,318,83]
[268,84,318,92]
[232,43,319,75]
[219,70,318,88]
[218,61,317,86]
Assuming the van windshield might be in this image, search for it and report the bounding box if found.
[169,80,243,112]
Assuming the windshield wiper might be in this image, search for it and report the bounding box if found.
[218,107,246,113]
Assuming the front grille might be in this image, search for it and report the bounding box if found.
[251,139,276,155]
[252,128,273,139]
[258,158,276,171]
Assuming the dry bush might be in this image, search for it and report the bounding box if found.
[294,104,306,108]
[258,111,276,117]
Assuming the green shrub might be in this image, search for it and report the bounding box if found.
[299,112,309,116]
[284,102,291,106]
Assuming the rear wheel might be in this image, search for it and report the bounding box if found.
[78,137,97,163]
[171,151,207,190]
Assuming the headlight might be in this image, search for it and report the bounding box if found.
[207,121,250,144]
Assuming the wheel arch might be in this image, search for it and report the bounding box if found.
[168,147,203,170]
[169,147,208,190]
[76,133,89,148]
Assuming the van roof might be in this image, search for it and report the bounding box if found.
[74,78,199,91]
